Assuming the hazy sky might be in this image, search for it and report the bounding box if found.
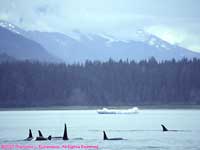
[0,0,200,52]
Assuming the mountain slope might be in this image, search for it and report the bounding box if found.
[25,31,199,62]
[26,30,200,62]
[0,24,59,62]
[1,20,200,63]
[0,53,16,63]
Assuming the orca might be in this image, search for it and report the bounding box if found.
[51,124,83,140]
[161,124,178,132]
[35,130,51,141]
[24,129,33,141]
[63,123,68,140]
[50,123,68,140]
[103,131,123,140]
[161,124,168,132]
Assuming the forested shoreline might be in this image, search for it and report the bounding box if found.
[0,57,200,107]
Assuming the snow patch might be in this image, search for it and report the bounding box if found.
[161,44,167,48]
[0,21,20,34]
[97,33,116,43]
[148,37,157,46]
[155,45,160,48]
[8,23,15,29]
[0,22,6,28]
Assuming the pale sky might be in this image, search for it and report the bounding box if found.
[0,0,200,52]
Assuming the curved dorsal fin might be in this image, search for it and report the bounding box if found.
[63,123,68,140]
[103,131,108,140]
[161,124,168,131]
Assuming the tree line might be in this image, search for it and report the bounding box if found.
[0,57,200,107]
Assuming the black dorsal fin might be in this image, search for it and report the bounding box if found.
[103,131,108,140]
[161,124,168,131]
[29,129,33,138]
[38,130,43,137]
[63,123,68,140]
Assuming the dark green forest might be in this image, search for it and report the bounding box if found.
[0,57,200,107]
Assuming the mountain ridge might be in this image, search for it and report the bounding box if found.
[0,20,200,63]
[0,21,60,62]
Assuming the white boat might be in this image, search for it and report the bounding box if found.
[97,107,139,114]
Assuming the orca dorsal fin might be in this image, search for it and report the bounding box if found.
[63,123,68,140]
[103,131,108,140]
[161,124,168,131]
[38,130,43,137]
[29,129,33,138]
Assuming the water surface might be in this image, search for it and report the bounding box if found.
[0,109,200,150]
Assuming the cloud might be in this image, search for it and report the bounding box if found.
[0,13,9,20]
[0,0,200,52]
[146,25,200,52]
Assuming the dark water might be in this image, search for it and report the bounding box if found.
[0,109,200,150]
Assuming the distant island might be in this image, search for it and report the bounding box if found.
[0,57,200,108]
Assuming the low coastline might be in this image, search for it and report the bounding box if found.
[0,105,200,111]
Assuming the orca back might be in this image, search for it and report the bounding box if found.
[36,137,46,141]
[108,138,123,140]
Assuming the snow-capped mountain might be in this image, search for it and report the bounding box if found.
[133,29,171,49]
[1,20,200,63]
[0,21,59,62]
[0,20,24,35]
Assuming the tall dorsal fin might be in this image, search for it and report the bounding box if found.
[161,124,168,131]
[103,131,108,140]
[38,130,43,137]
[29,129,33,138]
[63,124,68,140]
